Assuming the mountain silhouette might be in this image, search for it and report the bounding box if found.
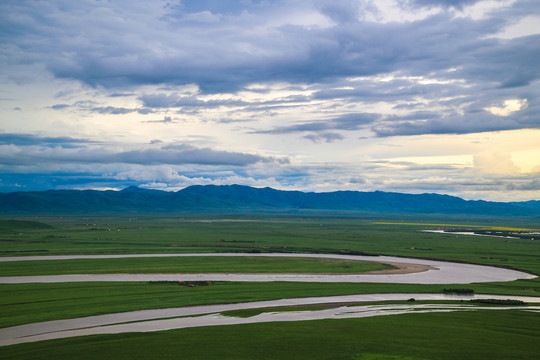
[0,185,537,216]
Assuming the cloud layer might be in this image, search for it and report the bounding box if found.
[1,0,539,200]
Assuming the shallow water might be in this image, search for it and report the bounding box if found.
[420,229,517,239]
[0,253,537,346]
[1,293,539,346]
[0,253,535,284]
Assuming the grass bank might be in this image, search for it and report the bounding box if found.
[1,310,538,359]
[0,215,538,329]
[1,215,538,274]
[0,256,392,276]
[1,278,539,328]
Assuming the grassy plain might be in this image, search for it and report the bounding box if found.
[1,310,538,360]
[0,256,392,276]
[1,215,539,322]
[0,214,538,358]
[2,215,539,272]
[1,278,538,328]
[372,221,537,231]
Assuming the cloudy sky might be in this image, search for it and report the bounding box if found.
[1,0,539,201]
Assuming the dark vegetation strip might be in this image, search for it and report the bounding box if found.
[443,288,475,294]
[469,299,526,305]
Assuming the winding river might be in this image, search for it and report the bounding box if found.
[0,253,538,346]
[0,253,536,284]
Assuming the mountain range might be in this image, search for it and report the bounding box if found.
[0,185,539,216]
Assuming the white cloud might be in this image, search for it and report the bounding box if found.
[484,98,528,116]
[488,15,540,39]
[473,151,520,174]
[453,0,516,20]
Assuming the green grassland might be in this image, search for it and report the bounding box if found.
[1,310,538,360]
[0,216,539,323]
[1,278,539,329]
[372,221,537,231]
[0,214,538,358]
[1,215,538,273]
[0,256,392,276]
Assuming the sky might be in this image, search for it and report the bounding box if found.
[1,0,539,201]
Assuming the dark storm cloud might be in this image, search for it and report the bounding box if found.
[332,113,380,129]
[506,179,540,191]
[459,34,540,89]
[0,173,112,192]
[50,104,70,110]
[407,0,481,9]
[113,146,279,166]
[386,111,440,122]
[256,113,379,134]
[377,177,540,195]
[168,0,267,17]
[143,116,176,124]
[373,95,540,137]
[0,133,96,147]
[317,0,361,23]
[139,94,247,108]
[349,177,366,184]
[90,106,136,115]
[312,75,470,105]
[304,132,345,143]
[2,0,540,138]
[0,137,285,167]
[3,0,537,93]
[372,115,520,137]
[51,103,153,115]
[109,93,135,97]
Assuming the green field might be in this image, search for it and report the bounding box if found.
[1,278,539,329]
[2,215,539,271]
[1,310,538,360]
[0,215,538,358]
[0,256,392,276]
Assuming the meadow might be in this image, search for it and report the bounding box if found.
[1,310,538,360]
[0,256,392,276]
[2,215,538,272]
[0,214,538,358]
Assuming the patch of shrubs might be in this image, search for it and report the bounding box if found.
[148,280,213,287]
[469,299,526,305]
[443,288,475,294]
[178,281,213,287]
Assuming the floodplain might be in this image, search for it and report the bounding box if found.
[0,214,538,359]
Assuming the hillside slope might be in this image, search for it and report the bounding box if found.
[0,185,537,216]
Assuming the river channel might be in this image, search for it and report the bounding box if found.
[1,293,539,347]
[0,253,537,346]
[0,253,536,284]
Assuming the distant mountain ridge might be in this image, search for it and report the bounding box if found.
[0,184,538,216]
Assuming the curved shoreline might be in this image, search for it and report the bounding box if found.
[1,293,539,347]
[362,261,436,275]
[0,253,538,347]
[0,253,535,284]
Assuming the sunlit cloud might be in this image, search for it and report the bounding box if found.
[487,15,540,39]
[484,98,528,116]
[473,151,521,174]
